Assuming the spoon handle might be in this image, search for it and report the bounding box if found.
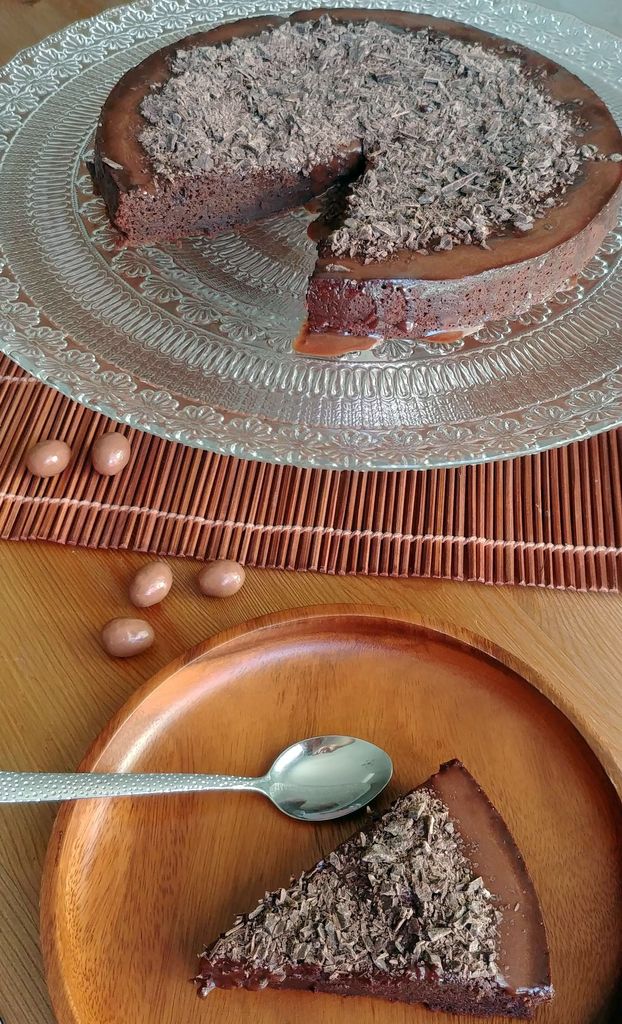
[0,771,262,804]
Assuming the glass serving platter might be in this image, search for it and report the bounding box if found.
[0,0,621,470]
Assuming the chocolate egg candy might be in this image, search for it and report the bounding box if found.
[129,562,173,608]
[101,618,154,658]
[25,439,71,478]
[91,432,131,476]
[197,559,246,597]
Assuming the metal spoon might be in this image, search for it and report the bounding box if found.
[0,735,393,822]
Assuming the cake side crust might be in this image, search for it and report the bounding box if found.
[197,957,544,1018]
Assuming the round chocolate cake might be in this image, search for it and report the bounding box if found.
[91,8,622,351]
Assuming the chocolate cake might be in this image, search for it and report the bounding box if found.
[92,8,622,351]
[195,761,552,1017]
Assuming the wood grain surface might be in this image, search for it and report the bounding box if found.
[40,608,622,1024]
[1,543,622,1024]
[0,5,621,1024]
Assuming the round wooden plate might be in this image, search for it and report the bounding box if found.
[41,606,622,1024]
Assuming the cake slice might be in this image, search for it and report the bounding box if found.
[195,760,553,1017]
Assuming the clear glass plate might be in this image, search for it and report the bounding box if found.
[0,0,621,470]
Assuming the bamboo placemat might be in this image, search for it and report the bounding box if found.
[0,353,620,590]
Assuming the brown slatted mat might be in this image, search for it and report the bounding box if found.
[0,354,620,590]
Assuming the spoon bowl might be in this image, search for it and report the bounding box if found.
[267,735,394,821]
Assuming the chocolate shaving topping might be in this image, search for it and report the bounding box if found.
[140,16,608,262]
[205,788,503,982]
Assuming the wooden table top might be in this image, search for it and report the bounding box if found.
[1,5,622,1024]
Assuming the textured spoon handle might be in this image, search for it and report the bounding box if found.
[0,771,261,803]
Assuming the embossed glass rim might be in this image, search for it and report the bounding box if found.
[0,0,621,470]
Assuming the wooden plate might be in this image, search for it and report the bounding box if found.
[41,606,622,1024]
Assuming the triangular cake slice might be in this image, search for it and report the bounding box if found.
[195,761,553,1017]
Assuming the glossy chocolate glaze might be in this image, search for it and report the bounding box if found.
[293,327,380,356]
[430,762,550,997]
[92,8,622,345]
[196,761,552,1017]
